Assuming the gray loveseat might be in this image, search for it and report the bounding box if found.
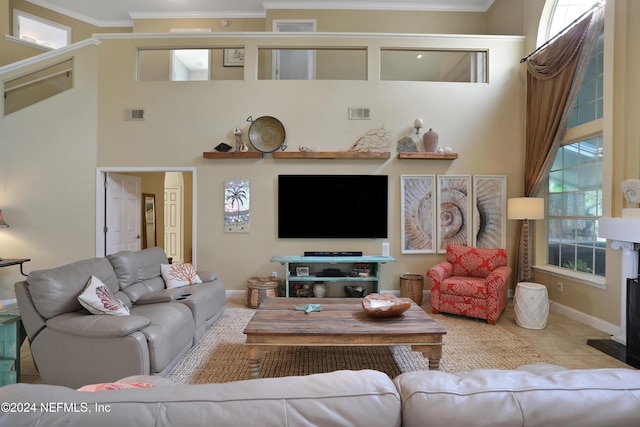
[14,247,226,388]
[1,365,639,426]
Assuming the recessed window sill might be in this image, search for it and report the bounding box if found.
[533,265,606,290]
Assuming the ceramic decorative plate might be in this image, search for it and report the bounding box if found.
[248,116,286,153]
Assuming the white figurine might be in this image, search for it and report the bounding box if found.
[621,179,640,204]
[234,128,242,152]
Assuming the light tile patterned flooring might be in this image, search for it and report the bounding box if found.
[18,297,633,384]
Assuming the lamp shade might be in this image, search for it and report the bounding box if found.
[507,197,545,220]
[0,210,8,228]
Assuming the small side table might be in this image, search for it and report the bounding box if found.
[514,282,549,330]
[0,258,31,276]
[0,304,26,385]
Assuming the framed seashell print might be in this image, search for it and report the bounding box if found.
[437,175,472,253]
[401,174,436,254]
[472,175,507,249]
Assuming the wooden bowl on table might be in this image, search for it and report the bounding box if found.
[362,293,411,318]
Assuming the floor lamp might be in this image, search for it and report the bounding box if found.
[508,198,545,282]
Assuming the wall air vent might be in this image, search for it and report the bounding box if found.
[125,108,145,121]
[348,107,370,120]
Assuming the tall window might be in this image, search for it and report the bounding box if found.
[545,0,605,278]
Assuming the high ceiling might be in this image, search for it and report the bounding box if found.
[26,0,496,27]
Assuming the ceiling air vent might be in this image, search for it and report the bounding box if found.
[125,108,145,121]
[348,107,370,120]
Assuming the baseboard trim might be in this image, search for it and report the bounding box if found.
[550,300,620,336]
[227,290,246,299]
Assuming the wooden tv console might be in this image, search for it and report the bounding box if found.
[270,255,395,298]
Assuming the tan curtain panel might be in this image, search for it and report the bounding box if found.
[525,14,592,197]
[517,8,604,282]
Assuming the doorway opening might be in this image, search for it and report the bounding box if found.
[96,167,197,266]
[272,20,316,80]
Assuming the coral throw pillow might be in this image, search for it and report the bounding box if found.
[78,382,157,392]
[78,276,130,316]
[161,263,202,289]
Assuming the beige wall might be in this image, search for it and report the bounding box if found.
[1,0,129,66]
[2,0,637,334]
[9,0,131,41]
[0,43,100,296]
[487,0,525,35]
[0,0,45,66]
[265,10,488,34]
[92,32,524,293]
[611,0,640,212]
[132,18,265,33]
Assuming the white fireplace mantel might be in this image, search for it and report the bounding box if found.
[599,217,640,345]
[599,217,640,244]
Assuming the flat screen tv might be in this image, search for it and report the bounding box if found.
[278,174,388,238]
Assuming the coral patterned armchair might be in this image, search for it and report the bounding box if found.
[427,244,511,324]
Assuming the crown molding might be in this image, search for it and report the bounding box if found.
[26,0,132,27]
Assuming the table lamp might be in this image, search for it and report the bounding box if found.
[507,198,544,282]
[0,210,8,262]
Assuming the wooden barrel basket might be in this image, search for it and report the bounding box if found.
[399,274,424,306]
[246,276,280,308]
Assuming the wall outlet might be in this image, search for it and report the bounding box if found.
[557,282,564,292]
[271,271,277,278]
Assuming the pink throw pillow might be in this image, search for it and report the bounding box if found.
[161,263,202,289]
[77,276,130,316]
[78,382,157,392]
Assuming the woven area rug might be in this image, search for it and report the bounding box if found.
[167,305,556,385]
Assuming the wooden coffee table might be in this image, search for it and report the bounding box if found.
[243,297,446,379]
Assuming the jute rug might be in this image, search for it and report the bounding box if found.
[167,305,556,385]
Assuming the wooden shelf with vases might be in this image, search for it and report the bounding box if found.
[203,151,263,159]
[272,151,391,160]
[397,152,458,160]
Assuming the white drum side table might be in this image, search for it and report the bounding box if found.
[514,282,549,330]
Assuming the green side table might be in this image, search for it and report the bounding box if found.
[0,304,26,385]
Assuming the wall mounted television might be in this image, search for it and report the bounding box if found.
[278,174,388,239]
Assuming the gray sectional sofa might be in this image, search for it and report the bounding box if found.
[1,365,639,426]
[14,247,226,388]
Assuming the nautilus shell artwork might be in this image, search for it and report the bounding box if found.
[402,174,505,254]
[437,176,472,252]
[621,179,640,204]
[401,175,436,253]
[473,176,506,248]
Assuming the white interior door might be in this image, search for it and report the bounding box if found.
[164,186,183,263]
[273,20,316,80]
[105,172,141,255]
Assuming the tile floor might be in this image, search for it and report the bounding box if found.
[17,297,633,384]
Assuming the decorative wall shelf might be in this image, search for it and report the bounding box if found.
[397,152,458,160]
[202,151,454,160]
[272,151,390,160]
[203,151,263,159]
